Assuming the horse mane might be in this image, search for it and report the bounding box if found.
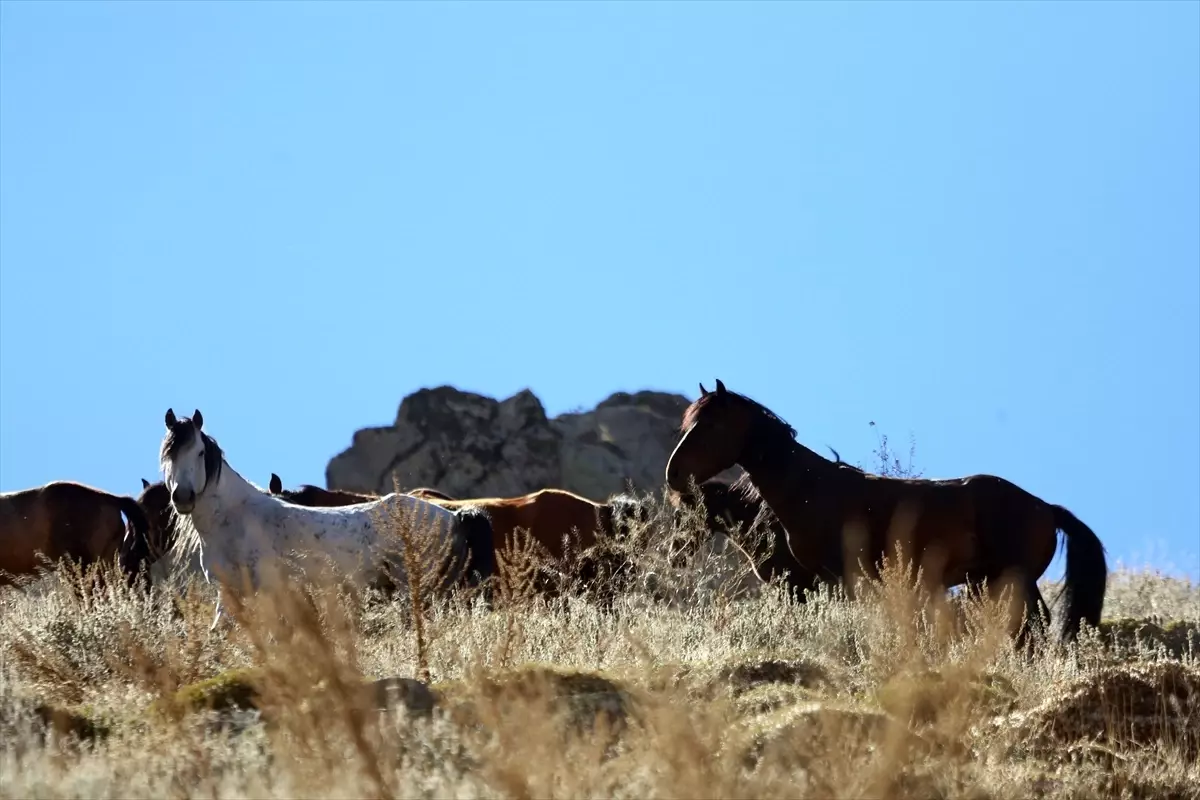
[686,388,847,504]
[681,390,794,440]
[160,416,225,563]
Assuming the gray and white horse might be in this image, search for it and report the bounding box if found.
[158,408,495,628]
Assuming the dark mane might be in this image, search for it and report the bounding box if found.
[688,389,850,503]
[160,416,224,487]
[682,389,798,439]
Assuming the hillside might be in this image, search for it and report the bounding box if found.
[1,442,1198,797]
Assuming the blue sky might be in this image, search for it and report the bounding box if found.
[1,2,1197,580]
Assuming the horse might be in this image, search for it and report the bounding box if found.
[267,473,613,598]
[159,409,497,629]
[265,474,455,505]
[672,479,837,597]
[0,481,151,588]
[408,487,457,501]
[127,477,202,579]
[602,480,805,601]
[266,474,378,507]
[664,380,1108,644]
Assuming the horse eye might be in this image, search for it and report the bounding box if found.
[198,449,205,460]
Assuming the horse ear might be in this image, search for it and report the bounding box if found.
[141,478,151,490]
[193,410,204,431]
[715,379,727,396]
[699,383,709,397]
[165,408,177,429]
[269,473,282,494]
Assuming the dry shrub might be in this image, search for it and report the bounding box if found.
[1,490,1199,799]
[1001,660,1200,759]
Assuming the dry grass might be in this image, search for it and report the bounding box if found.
[1,490,1198,800]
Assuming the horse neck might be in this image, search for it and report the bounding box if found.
[737,422,834,508]
[199,460,258,515]
[734,425,848,584]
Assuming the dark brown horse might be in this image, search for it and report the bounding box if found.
[0,481,152,586]
[268,474,612,596]
[665,380,1108,643]
[129,478,183,567]
[265,474,456,506]
[677,479,842,596]
[267,474,378,506]
[605,480,834,599]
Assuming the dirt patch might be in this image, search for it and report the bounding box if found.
[436,664,634,740]
[997,661,1200,758]
[739,700,925,773]
[32,703,110,743]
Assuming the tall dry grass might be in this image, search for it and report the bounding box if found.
[2,478,1197,800]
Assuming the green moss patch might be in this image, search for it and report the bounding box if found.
[168,667,265,715]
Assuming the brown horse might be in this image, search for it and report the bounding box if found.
[268,474,610,596]
[605,480,831,599]
[265,474,455,506]
[267,474,378,506]
[678,480,841,596]
[131,478,183,566]
[665,380,1108,643]
[0,481,152,587]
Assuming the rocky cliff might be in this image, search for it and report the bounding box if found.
[325,386,738,501]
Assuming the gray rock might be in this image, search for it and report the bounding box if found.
[325,386,730,501]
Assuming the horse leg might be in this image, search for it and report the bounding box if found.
[1015,577,1050,651]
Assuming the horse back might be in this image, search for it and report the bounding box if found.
[0,482,126,577]
[836,471,1053,583]
[427,488,604,559]
[526,488,605,553]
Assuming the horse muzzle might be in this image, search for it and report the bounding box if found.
[172,486,197,514]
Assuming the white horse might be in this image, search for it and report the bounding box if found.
[158,408,496,629]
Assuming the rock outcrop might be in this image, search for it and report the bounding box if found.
[325,386,735,501]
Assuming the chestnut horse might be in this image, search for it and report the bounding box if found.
[268,474,611,596]
[665,380,1108,644]
[0,481,152,586]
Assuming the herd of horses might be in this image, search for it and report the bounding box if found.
[0,380,1108,644]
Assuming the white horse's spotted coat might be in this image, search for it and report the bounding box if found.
[159,412,475,627]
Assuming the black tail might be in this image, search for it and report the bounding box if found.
[1053,504,1108,643]
[116,496,153,591]
[454,506,497,590]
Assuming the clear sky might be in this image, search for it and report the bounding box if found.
[1,1,1197,580]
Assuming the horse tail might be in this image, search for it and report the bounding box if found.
[1052,504,1108,642]
[116,495,153,590]
[453,506,496,590]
